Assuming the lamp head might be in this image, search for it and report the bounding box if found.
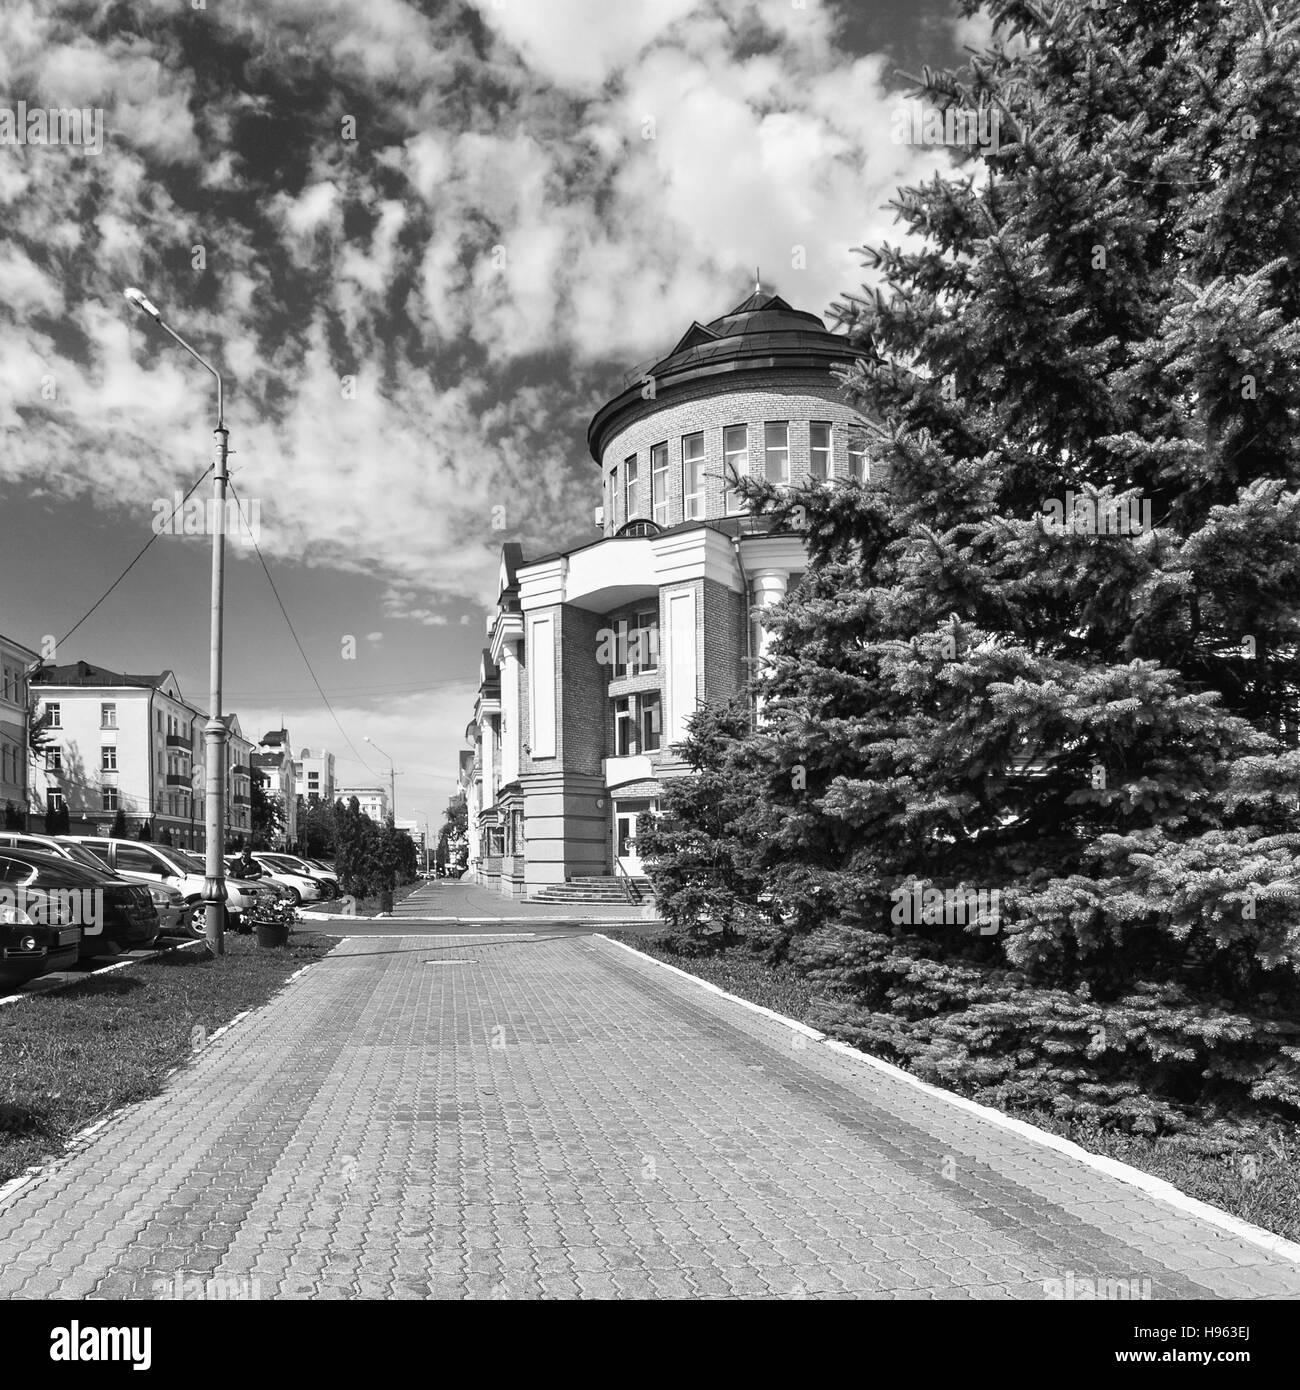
[123,287,161,320]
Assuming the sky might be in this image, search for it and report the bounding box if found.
[0,0,995,824]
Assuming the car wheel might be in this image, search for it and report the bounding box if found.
[286,887,302,906]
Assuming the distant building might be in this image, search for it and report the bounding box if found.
[0,632,37,824]
[252,727,298,849]
[394,817,427,866]
[337,785,388,822]
[31,661,202,846]
[295,746,336,804]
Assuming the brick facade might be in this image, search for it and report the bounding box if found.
[465,290,872,897]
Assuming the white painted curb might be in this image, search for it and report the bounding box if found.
[597,934,1300,1266]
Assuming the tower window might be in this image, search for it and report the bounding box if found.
[847,427,870,483]
[765,421,790,486]
[724,425,748,514]
[682,432,705,519]
[624,454,639,520]
[651,442,669,525]
[810,422,832,481]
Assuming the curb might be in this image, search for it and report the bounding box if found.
[299,911,659,926]
[595,934,1300,1268]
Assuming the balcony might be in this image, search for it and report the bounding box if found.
[603,755,654,789]
[165,773,190,786]
[232,794,249,806]
[230,763,250,777]
[166,734,191,750]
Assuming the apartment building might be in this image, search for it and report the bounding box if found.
[29,661,254,850]
[337,785,388,823]
[295,747,336,804]
[251,727,298,848]
[0,632,37,823]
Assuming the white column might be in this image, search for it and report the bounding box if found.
[500,638,521,786]
[751,569,788,663]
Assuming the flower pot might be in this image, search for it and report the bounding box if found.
[256,921,291,948]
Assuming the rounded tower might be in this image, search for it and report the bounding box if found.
[587,290,871,536]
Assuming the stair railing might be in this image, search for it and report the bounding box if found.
[613,856,641,904]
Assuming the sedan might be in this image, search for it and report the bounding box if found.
[0,879,81,988]
[0,848,159,959]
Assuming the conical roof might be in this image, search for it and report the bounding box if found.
[588,288,865,462]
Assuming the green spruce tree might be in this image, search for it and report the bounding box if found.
[742,0,1300,1132]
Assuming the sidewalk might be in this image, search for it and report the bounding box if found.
[1,930,1296,1299]
[302,878,661,925]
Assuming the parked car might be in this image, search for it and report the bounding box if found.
[243,853,325,905]
[0,847,159,960]
[0,854,83,987]
[64,837,249,930]
[255,853,340,899]
[221,856,295,918]
[0,833,193,936]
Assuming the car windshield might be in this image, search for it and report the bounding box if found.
[177,852,207,873]
[61,844,113,872]
[0,850,110,885]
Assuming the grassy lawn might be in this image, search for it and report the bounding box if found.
[609,930,1300,1244]
[0,929,340,1183]
[305,879,425,916]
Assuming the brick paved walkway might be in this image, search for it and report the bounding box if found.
[1,932,1297,1300]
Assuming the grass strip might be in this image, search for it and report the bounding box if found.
[0,930,339,1182]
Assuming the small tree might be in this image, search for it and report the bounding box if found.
[3,800,21,831]
[138,820,153,842]
[110,808,128,838]
[159,827,174,846]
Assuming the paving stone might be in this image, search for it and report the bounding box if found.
[1,930,1298,1302]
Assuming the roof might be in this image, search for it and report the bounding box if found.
[588,289,869,462]
[260,728,288,746]
[31,661,177,691]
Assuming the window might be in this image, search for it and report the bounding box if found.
[614,693,662,756]
[847,427,870,483]
[623,454,639,521]
[682,432,705,519]
[810,422,832,481]
[157,751,164,773]
[650,442,669,525]
[115,845,157,875]
[765,421,790,485]
[1,667,9,700]
[614,697,635,757]
[101,702,117,729]
[156,710,162,731]
[724,425,748,514]
[46,747,62,772]
[612,610,659,678]
[101,746,117,771]
[639,692,662,753]
[102,786,119,812]
[46,703,61,728]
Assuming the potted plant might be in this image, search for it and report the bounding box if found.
[251,895,298,948]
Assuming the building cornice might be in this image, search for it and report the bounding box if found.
[488,613,525,664]
[587,344,868,463]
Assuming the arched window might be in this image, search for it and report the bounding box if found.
[615,519,662,538]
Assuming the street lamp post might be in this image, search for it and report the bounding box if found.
[125,287,229,956]
[410,807,431,877]
[363,736,398,822]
